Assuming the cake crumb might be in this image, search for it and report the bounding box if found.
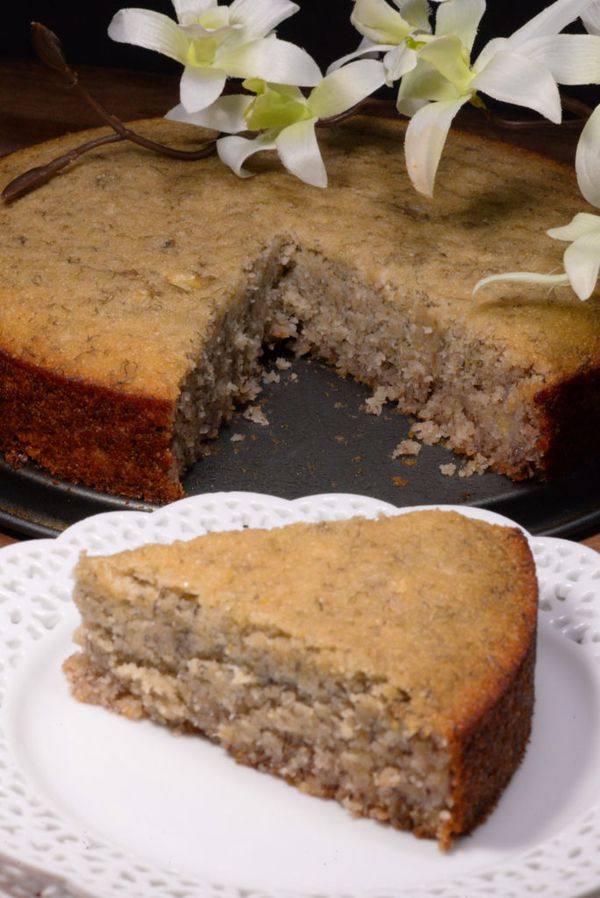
[392,476,409,487]
[289,372,299,382]
[275,357,292,370]
[243,405,269,426]
[410,421,447,445]
[439,463,457,477]
[363,386,391,416]
[392,439,422,459]
[230,433,245,443]
[262,370,281,384]
[459,454,489,478]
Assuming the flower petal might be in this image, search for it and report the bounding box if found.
[166,94,252,132]
[217,131,278,178]
[180,65,227,112]
[576,104,600,207]
[471,50,562,123]
[396,57,465,103]
[384,43,418,82]
[351,0,412,44]
[108,8,188,63]
[582,0,600,35]
[180,19,232,40]
[395,0,432,33]
[396,95,429,116]
[548,212,600,242]
[509,0,596,46]
[228,0,300,39]
[473,272,570,295]
[417,34,473,90]
[404,96,468,196]
[308,59,386,119]
[275,118,327,187]
[243,83,310,130]
[563,231,600,298]
[326,39,392,74]
[435,0,485,53]
[472,36,508,73]
[172,0,216,26]
[516,34,600,84]
[218,36,321,85]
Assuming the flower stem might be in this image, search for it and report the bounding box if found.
[483,93,593,131]
[2,22,218,203]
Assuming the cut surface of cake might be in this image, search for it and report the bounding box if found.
[65,509,538,848]
[1,117,600,501]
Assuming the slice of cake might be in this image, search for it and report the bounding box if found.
[1,117,600,501]
[64,509,538,848]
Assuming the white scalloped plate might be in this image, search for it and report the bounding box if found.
[1,492,600,898]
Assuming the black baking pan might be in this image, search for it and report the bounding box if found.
[0,354,598,540]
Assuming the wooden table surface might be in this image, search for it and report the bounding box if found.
[0,56,598,553]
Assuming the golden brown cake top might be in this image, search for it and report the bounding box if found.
[76,509,538,736]
[2,117,599,399]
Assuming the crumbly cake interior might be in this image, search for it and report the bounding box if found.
[171,238,550,484]
[2,116,600,499]
[65,510,538,847]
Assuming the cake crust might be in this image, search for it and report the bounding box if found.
[66,510,538,847]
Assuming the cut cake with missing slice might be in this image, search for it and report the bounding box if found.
[1,117,600,501]
[64,509,538,848]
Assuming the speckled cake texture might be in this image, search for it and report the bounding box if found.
[1,117,599,500]
[65,509,538,847]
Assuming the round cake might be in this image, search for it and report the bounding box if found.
[0,116,599,501]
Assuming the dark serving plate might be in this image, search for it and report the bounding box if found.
[1,354,599,540]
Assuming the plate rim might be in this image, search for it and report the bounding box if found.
[1,491,600,898]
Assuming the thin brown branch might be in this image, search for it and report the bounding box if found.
[318,97,372,127]
[2,133,124,203]
[483,91,594,131]
[2,23,219,202]
[30,23,218,160]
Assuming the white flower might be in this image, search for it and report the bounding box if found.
[108,0,321,114]
[473,213,600,301]
[398,0,600,197]
[167,59,387,187]
[575,104,600,208]
[329,0,432,84]
[581,0,600,33]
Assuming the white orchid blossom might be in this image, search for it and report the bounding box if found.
[577,0,600,33]
[574,0,600,213]
[473,213,600,301]
[329,0,432,84]
[396,0,600,197]
[108,0,321,113]
[167,58,386,187]
[575,104,600,208]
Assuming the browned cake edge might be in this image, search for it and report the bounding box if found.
[533,367,600,476]
[443,531,537,841]
[0,350,181,503]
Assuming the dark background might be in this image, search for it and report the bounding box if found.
[0,1,597,139]
[0,1,585,72]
